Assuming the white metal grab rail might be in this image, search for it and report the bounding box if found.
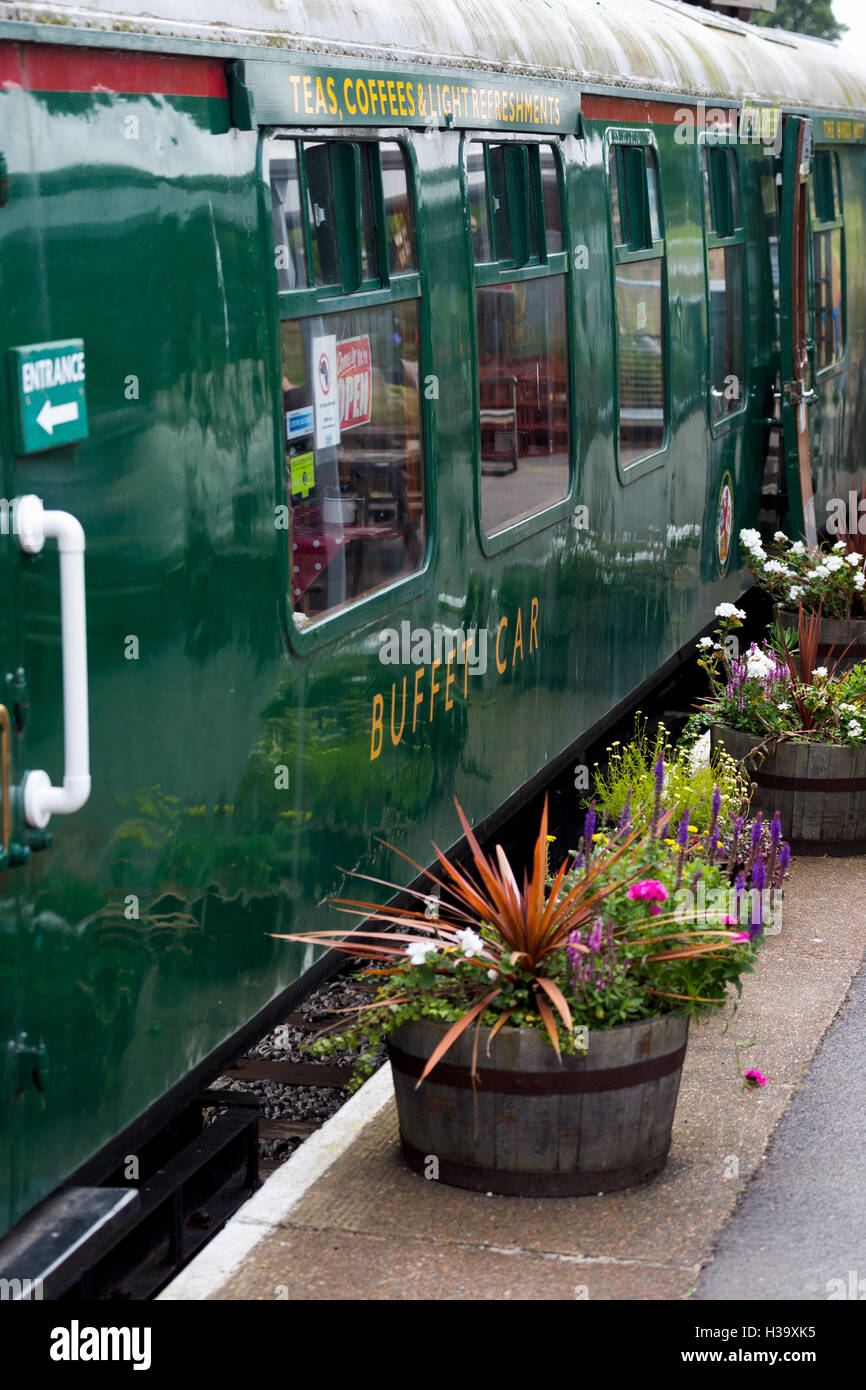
[16,494,91,828]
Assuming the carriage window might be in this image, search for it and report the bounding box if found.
[609,140,667,466]
[811,150,844,371]
[701,144,746,422]
[268,138,426,626]
[468,140,570,535]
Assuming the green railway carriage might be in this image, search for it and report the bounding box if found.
[1,0,865,1245]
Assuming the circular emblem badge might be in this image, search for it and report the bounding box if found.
[716,472,734,575]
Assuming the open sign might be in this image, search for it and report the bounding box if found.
[337,335,373,430]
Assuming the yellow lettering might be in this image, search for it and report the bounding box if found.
[512,608,524,665]
[530,596,539,653]
[445,648,456,711]
[472,88,480,118]
[314,76,328,115]
[397,80,407,116]
[326,75,338,115]
[344,77,357,115]
[356,79,369,115]
[412,666,425,732]
[387,79,398,116]
[496,618,508,674]
[463,637,473,699]
[302,75,314,115]
[494,89,502,122]
[289,74,302,113]
[371,694,384,761]
[442,84,451,116]
[406,81,416,116]
[429,660,441,720]
[391,677,407,746]
[378,79,388,115]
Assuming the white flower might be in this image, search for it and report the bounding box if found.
[740,528,763,551]
[813,564,830,580]
[824,556,845,573]
[762,559,786,575]
[777,702,791,712]
[840,703,858,714]
[789,541,806,556]
[487,969,498,981]
[405,940,438,966]
[697,637,714,649]
[833,539,847,551]
[788,586,803,601]
[746,649,775,680]
[846,553,862,568]
[455,928,484,958]
[854,573,865,590]
[849,722,863,738]
[774,531,788,542]
[812,666,829,679]
[715,603,746,620]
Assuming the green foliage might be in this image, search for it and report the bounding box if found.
[753,0,847,43]
[589,714,750,829]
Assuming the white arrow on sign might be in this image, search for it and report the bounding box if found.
[36,398,80,436]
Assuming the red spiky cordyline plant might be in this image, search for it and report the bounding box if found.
[273,797,642,1082]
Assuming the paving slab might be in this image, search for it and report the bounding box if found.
[163,854,866,1301]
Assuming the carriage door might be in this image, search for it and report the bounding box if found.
[779,115,817,547]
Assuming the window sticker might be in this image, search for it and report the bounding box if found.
[337,335,373,430]
[287,404,314,440]
[290,450,316,499]
[312,334,340,448]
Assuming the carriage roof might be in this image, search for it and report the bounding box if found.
[2,0,866,112]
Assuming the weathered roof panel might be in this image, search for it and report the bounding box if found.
[1,0,865,111]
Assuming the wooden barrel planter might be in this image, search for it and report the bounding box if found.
[387,1013,689,1197]
[778,608,866,673]
[711,723,866,854]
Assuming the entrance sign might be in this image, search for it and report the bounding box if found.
[9,339,88,455]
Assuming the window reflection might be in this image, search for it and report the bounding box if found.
[283,305,425,622]
[477,278,569,533]
[616,261,665,465]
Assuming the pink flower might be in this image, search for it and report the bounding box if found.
[627,879,669,904]
[732,932,750,942]
[649,904,662,916]
[744,1069,767,1089]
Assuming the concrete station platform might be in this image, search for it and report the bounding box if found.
[160,855,866,1302]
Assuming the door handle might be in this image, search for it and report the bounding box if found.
[15,496,91,829]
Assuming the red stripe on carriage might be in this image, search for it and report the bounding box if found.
[583,94,702,124]
[0,43,227,97]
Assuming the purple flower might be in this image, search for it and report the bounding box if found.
[619,789,633,833]
[583,801,597,848]
[677,810,690,850]
[652,753,665,838]
[770,811,782,846]
[588,918,604,953]
[707,785,722,864]
[750,813,764,851]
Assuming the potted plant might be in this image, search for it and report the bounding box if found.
[275,782,766,1197]
[693,602,866,853]
[740,527,866,671]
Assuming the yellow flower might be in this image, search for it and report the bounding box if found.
[664,837,677,846]
[546,835,556,843]
[688,824,698,833]
[592,833,608,844]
